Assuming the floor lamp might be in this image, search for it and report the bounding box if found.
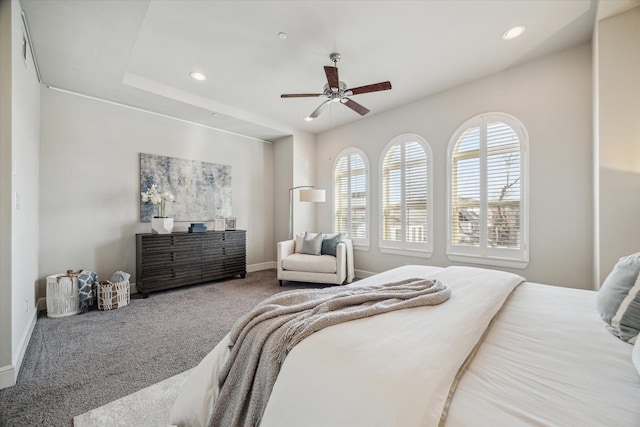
[289,186,326,239]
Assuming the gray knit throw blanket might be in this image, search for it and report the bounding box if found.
[210,277,451,427]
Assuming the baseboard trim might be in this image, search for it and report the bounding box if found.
[247,262,276,272]
[0,365,15,389]
[12,309,37,384]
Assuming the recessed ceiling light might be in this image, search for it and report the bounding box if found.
[502,25,526,41]
[189,71,207,81]
[278,32,288,40]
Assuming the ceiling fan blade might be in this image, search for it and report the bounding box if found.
[342,98,370,116]
[308,99,332,119]
[348,81,392,95]
[324,66,339,90]
[281,93,323,98]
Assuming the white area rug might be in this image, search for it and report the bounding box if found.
[73,369,192,427]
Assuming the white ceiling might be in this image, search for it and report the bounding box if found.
[20,0,608,142]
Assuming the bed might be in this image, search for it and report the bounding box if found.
[170,264,640,427]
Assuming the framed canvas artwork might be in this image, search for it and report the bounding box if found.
[140,153,232,222]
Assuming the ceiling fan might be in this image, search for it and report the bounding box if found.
[281,52,392,121]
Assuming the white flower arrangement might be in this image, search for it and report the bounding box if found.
[141,184,175,218]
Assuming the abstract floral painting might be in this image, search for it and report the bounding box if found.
[140,153,232,222]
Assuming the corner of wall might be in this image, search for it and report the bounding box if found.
[291,131,319,235]
[6,0,41,383]
[273,135,294,243]
[0,0,14,387]
[592,21,600,290]
[594,5,640,287]
[12,309,36,383]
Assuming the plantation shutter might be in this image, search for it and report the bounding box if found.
[405,142,427,243]
[486,121,521,248]
[333,150,368,244]
[349,154,367,240]
[334,156,349,235]
[451,126,481,246]
[382,140,428,243]
[448,114,526,267]
[382,144,402,241]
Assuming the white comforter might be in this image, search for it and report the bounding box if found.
[171,265,640,426]
[170,266,524,426]
[446,281,640,426]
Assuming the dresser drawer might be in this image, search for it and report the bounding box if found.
[140,266,203,290]
[140,235,201,253]
[141,250,201,266]
[202,263,228,280]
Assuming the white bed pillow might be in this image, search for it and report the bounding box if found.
[596,252,640,342]
[633,337,640,376]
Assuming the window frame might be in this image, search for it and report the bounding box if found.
[446,112,529,269]
[379,134,433,258]
[332,147,370,251]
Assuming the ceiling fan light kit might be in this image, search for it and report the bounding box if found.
[281,52,392,120]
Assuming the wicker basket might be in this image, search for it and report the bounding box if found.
[97,280,130,311]
[46,274,80,318]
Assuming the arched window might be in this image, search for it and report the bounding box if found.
[447,113,529,268]
[379,134,432,257]
[333,148,369,250]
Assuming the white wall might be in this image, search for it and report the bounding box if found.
[273,135,293,243]
[272,131,319,243]
[292,132,318,236]
[316,43,594,290]
[0,0,41,389]
[595,6,640,285]
[39,88,275,295]
[0,0,14,389]
[11,0,40,382]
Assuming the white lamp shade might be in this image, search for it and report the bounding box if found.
[299,188,326,202]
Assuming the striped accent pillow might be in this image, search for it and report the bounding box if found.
[597,253,640,343]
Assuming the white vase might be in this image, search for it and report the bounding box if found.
[151,217,174,234]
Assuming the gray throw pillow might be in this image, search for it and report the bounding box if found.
[596,252,640,342]
[300,232,323,255]
[321,233,343,257]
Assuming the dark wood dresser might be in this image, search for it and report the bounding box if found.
[135,230,246,297]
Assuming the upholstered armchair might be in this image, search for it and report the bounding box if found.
[277,234,354,286]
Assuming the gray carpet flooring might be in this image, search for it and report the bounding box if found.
[0,269,318,427]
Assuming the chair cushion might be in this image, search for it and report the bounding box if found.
[282,253,337,274]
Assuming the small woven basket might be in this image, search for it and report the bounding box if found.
[46,273,80,318]
[97,280,130,311]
